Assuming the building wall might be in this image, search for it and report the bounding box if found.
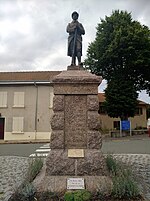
[0,84,53,140]
[0,84,147,140]
[99,105,147,130]
[129,106,147,128]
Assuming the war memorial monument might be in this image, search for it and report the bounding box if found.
[34,11,111,194]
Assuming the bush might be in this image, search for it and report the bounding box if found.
[112,174,139,198]
[94,191,106,200]
[74,190,91,201]
[27,158,43,182]
[106,154,140,199]
[64,191,74,201]
[9,158,43,201]
[106,155,121,175]
[20,182,36,201]
[64,190,91,201]
[9,182,36,201]
[36,191,59,201]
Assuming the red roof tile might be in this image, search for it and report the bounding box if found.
[98,93,148,105]
[98,93,105,102]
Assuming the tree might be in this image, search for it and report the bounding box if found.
[147,107,150,119]
[85,10,150,93]
[103,78,138,120]
[85,10,150,121]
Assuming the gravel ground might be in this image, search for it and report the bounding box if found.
[0,156,29,201]
[112,154,150,200]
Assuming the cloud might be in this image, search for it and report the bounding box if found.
[0,0,150,71]
[0,0,149,102]
[138,90,150,104]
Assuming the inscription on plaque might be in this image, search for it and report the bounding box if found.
[67,178,85,189]
[68,149,84,158]
[65,95,87,148]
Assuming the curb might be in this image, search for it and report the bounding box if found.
[102,134,150,142]
[0,140,50,144]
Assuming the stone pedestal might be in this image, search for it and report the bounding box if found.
[34,68,111,194]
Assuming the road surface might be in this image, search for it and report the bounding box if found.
[0,138,150,157]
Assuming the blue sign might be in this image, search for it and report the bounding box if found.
[121,120,130,131]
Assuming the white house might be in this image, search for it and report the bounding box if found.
[0,71,60,141]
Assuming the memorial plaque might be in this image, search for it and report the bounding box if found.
[67,178,85,189]
[68,149,84,158]
[65,95,87,148]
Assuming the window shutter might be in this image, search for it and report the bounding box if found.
[14,92,18,106]
[14,92,24,107]
[19,92,24,107]
[18,117,24,132]
[49,92,54,108]
[12,117,24,133]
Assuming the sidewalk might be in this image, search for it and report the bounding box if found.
[102,133,150,142]
[0,139,50,144]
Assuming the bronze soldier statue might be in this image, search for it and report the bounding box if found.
[66,11,85,66]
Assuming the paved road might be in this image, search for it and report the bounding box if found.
[0,138,150,157]
[102,138,150,154]
[0,143,43,157]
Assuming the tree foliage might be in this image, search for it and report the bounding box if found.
[85,10,150,119]
[147,107,150,119]
[85,10,150,93]
[103,79,138,120]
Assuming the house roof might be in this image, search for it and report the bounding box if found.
[138,100,149,105]
[0,71,61,82]
[98,93,105,103]
[98,93,149,106]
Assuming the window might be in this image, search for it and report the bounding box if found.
[12,117,24,133]
[49,92,54,108]
[13,92,24,107]
[98,103,107,114]
[0,92,7,107]
[135,107,143,115]
[113,121,120,130]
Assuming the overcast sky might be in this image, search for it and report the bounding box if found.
[0,0,149,103]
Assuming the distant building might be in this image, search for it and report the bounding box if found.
[0,71,148,141]
[98,93,148,130]
[0,71,60,141]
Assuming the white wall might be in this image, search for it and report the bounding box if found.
[0,84,53,141]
